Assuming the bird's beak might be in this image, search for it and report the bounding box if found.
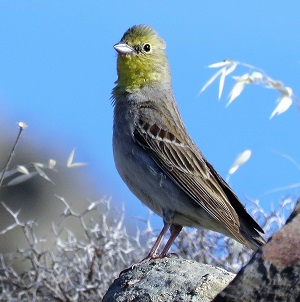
[114,43,133,54]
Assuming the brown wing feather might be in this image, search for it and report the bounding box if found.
[133,112,249,243]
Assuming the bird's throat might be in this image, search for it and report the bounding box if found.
[116,54,170,92]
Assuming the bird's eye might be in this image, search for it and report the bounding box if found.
[143,43,151,52]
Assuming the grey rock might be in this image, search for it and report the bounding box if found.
[102,257,235,302]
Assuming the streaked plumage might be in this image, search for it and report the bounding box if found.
[112,25,265,261]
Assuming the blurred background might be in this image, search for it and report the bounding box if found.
[0,1,299,253]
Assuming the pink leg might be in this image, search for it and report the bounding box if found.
[140,221,171,262]
[139,223,182,264]
[159,224,182,257]
[120,222,183,275]
[120,222,180,275]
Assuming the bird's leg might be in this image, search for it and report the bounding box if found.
[158,223,182,258]
[140,208,174,261]
[120,211,182,275]
[139,220,171,262]
[119,221,171,275]
[120,223,182,276]
[133,222,182,266]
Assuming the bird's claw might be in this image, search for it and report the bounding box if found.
[119,252,179,276]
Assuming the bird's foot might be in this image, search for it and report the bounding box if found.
[136,251,179,265]
[119,252,179,276]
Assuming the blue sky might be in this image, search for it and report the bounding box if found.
[1,1,299,231]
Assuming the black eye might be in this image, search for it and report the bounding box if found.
[143,43,151,52]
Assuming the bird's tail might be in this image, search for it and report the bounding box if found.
[240,218,266,251]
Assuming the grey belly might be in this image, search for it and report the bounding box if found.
[113,132,231,237]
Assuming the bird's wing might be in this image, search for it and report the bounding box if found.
[133,108,252,242]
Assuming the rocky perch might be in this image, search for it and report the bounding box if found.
[103,198,300,301]
[103,258,235,302]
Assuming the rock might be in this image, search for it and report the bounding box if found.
[213,198,300,302]
[104,198,300,301]
[102,257,235,302]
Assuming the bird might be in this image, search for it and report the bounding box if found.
[112,25,265,262]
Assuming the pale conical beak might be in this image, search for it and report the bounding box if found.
[114,43,133,54]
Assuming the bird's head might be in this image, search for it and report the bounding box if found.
[114,25,171,92]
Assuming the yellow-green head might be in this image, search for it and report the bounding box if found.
[113,25,171,93]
